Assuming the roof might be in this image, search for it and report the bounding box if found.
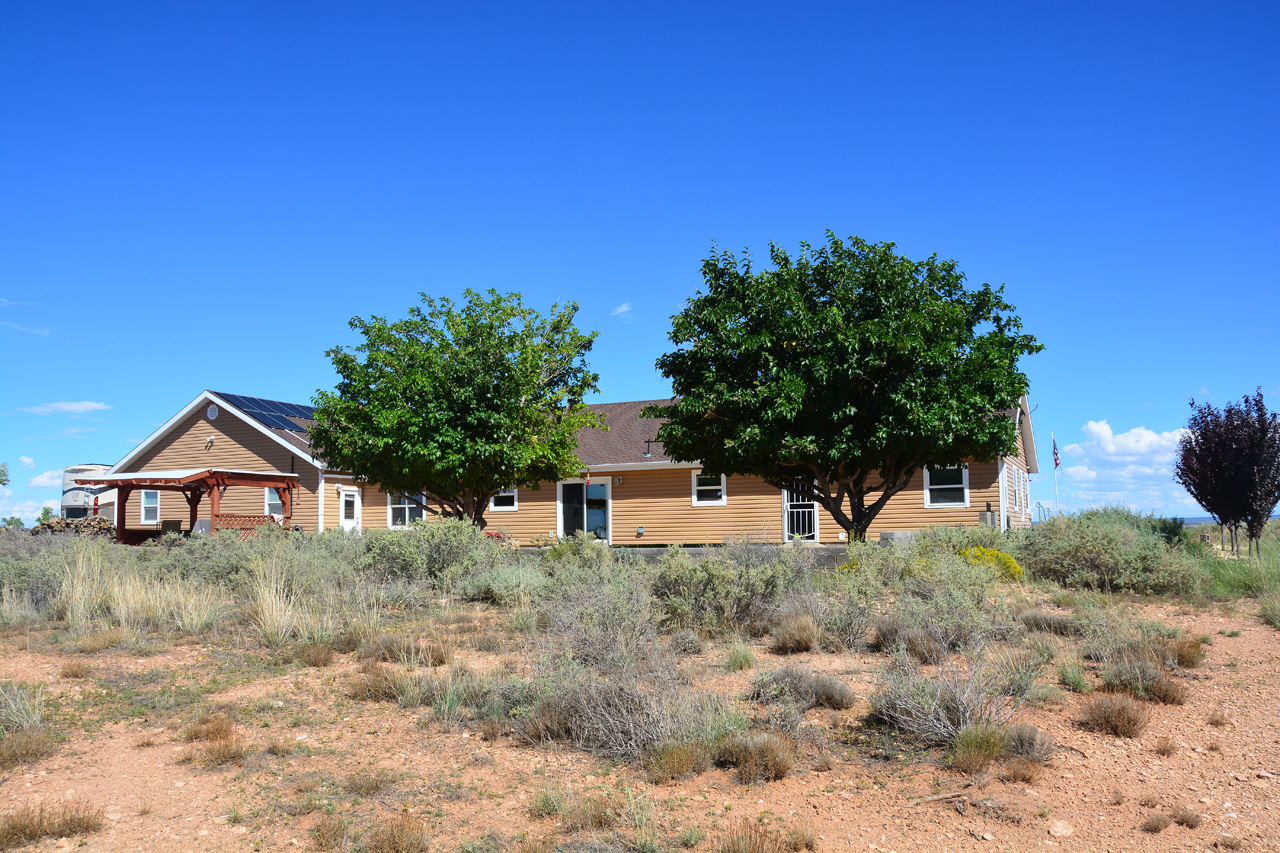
[576,399,674,467]
[213,391,318,455]
[75,468,300,489]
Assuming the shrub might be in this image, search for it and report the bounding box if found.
[644,741,712,783]
[1013,509,1196,594]
[527,788,565,819]
[724,642,756,671]
[181,713,234,742]
[1142,813,1172,834]
[59,660,90,679]
[1147,676,1188,705]
[992,650,1044,698]
[312,814,348,851]
[200,737,248,766]
[870,650,1018,745]
[1007,724,1055,762]
[459,561,549,606]
[770,613,822,654]
[299,644,334,667]
[821,595,871,652]
[714,732,798,783]
[652,546,791,634]
[0,683,44,734]
[671,629,704,655]
[539,573,661,676]
[1019,608,1081,636]
[950,723,1010,774]
[1171,807,1201,828]
[361,518,507,592]
[1082,694,1149,737]
[716,820,787,853]
[749,665,855,711]
[0,801,104,849]
[960,546,1023,582]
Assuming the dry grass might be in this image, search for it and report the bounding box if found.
[343,767,397,796]
[1110,789,1125,805]
[365,814,431,853]
[480,717,502,742]
[717,732,798,784]
[1215,834,1244,849]
[1142,813,1172,833]
[771,613,822,654]
[133,736,156,749]
[1019,608,1081,636]
[265,737,293,756]
[0,729,54,769]
[645,741,712,783]
[1082,694,1149,738]
[200,737,248,767]
[998,757,1043,784]
[1207,738,1222,752]
[717,820,787,853]
[361,633,451,667]
[785,823,818,851]
[76,627,129,653]
[59,660,90,679]
[1147,676,1188,705]
[1154,736,1178,757]
[299,643,335,667]
[1172,806,1202,828]
[181,713,235,743]
[312,813,348,851]
[1139,794,1161,808]
[562,794,618,831]
[1167,638,1206,668]
[1207,707,1229,728]
[1007,724,1055,763]
[0,801,104,849]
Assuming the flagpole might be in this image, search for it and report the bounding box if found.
[1051,430,1060,516]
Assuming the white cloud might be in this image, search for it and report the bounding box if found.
[18,456,34,468]
[42,499,58,510]
[1057,419,1194,515]
[20,401,111,415]
[27,470,63,490]
[0,321,50,335]
[610,303,634,322]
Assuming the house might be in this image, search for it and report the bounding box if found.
[81,390,1038,545]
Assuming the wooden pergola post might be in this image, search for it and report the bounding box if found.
[185,487,203,532]
[209,484,221,531]
[116,486,132,544]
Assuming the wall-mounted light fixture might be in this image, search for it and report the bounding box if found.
[205,435,215,449]
[614,476,622,485]
[636,526,645,536]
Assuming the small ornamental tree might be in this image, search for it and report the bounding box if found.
[310,290,602,528]
[1176,389,1280,556]
[644,233,1042,542]
[0,462,9,487]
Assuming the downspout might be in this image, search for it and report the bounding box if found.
[997,458,1008,532]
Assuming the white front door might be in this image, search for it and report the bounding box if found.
[783,483,818,541]
[339,488,362,532]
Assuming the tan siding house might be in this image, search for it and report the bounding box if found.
[103,390,1039,545]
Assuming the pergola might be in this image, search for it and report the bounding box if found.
[75,468,299,544]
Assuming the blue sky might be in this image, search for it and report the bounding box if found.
[2,1,1277,522]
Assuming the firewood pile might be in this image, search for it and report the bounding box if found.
[31,515,116,537]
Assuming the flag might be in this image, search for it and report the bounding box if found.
[1052,437,1061,469]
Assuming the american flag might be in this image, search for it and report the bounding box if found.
[1053,437,1061,469]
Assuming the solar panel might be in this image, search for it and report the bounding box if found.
[215,392,314,432]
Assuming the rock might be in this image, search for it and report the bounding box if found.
[1048,820,1073,838]
[981,833,994,841]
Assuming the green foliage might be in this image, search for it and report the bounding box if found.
[458,560,549,606]
[1013,508,1198,594]
[1260,590,1280,629]
[0,463,8,487]
[651,547,792,633]
[723,641,756,671]
[960,546,1023,582]
[950,722,1010,773]
[310,289,602,526]
[361,519,507,591]
[644,233,1041,539]
[2,517,23,529]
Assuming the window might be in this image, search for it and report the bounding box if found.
[489,489,518,512]
[389,493,425,528]
[923,465,968,508]
[692,471,727,506]
[141,490,160,524]
[264,488,284,516]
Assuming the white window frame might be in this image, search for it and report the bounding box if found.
[264,488,284,516]
[140,490,160,524]
[691,470,728,507]
[489,488,519,512]
[387,493,426,529]
[555,478,612,545]
[923,464,970,509]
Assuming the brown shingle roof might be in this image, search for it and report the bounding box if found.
[575,399,676,467]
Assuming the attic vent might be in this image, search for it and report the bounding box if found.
[207,404,219,420]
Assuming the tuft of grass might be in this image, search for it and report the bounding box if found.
[0,729,55,769]
[312,814,348,851]
[181,713,235,743]
[645,741,712,783]
[1154,736,1178,757]
[59,660,90,679]
[1167,638,1206,668]
[1216,834,1244,849]
[1082,694,1149,738]
[360,633,450,667]
[1260,591,1280,629]
[527,788,565,820]
[133,736,156,749]
[1007,724,1055,763]
[724,641,757,672]
[0,682,45,732]
[343,767,396,796]
[1019,609,1081,636]
[1056,659,1092,693]
[562,794,618,832]
[365,814,431,853]
[716,819,787,853]
[999,757,1042,784]
[299,644,334,668]
[1207,738,1222,752]
[200,737,248,767]
[750,665,855,711]
[671,629,705,655]
[1147,676,1188,706]
[265,738,293,757]
[1142,813,1172,834]
[950,723,1010,774]
[715,732,797,784]
[785,823,818,852]
[1172,806,1202,828]
[76,627,130,654]
[0,801,104,848]
[1207,707,1229,728]
[771,613,822,654]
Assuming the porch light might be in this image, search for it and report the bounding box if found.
[637,526,645,536]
